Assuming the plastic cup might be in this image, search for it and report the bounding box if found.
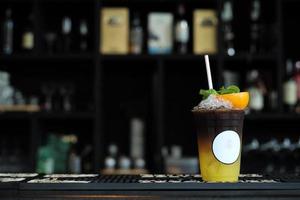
[192,109,244,182]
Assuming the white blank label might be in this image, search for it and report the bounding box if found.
[212,130,241,164]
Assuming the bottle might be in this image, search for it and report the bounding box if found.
[221,0,235,56]
[134,157,146,170]
[119,156,131,169]
[174,4,189,54]
[130,13,143,54]
[103,144,118,172]
[130,118,144,159]
[294,61,300,113]
[21,13,34,52]
[246,70,266,112]
[2,8,14,55]
[249,0,262,54]
[68,150,81,173]
[283,59,297,112]
[108,143,118,159]
[268,90,278,112]
[61,16,72,53]
[118,156,131,174]
[79,19,88,52]
[104,156,116,174]
[171,145,182,159]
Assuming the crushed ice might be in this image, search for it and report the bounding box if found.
[194,95,233,110]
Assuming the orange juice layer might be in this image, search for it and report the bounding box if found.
[198,139,241,182]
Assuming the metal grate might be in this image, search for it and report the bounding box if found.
[0,173,299,184]
[25,174,279,184]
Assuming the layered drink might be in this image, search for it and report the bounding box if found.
[192,86,249,182]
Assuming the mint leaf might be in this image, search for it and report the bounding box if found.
[227,85,240,93]
[218,85,240,94]
[199,85,240,99]
[199,89,218,99]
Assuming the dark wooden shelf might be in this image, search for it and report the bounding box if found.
[100,53,275,62]
[224,53,277,62]
[36,112,95,120]
[100,54,217,62]
[282,0,300,3]
[2,111,295,121]
[245,113,300,121]
[0,0,33,3]
[0,161,31,173]
[101,0,216,3]
[37,0,92,2]
[0,112,35,119]
[0,54,94,62]
[0,112,94,120]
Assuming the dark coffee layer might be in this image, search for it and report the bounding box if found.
[193,109,244,127]
[193,109,244,151]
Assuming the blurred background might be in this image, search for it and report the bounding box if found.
[0,0,299,175]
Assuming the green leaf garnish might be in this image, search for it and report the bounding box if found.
[199,85,240,99]
[218,85,240,94]
[199,89,218,99]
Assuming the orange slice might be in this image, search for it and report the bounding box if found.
[217,92,249,109]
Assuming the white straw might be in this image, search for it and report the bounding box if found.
[204,55,213,89]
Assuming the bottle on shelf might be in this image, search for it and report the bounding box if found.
[1,8,14,55]
[100,8,129,54]
[59,83,74,112]
[130,12,143,54]
[129,117,149,173]
[21,13,34,52]
[246,69,266,112]
[193,9,217,55]
[104,156,116,174]
[171,145,182,159]
[133,157,148,174]
[174,4,189,54]
[283,59,297,112]
[79,19,88,52]
[68,149,81,174]
[294,61,300,113]
[249,0,263,54]
[61,16,72,53]
[268,90,278,112]
[102,144,118,174]
[130,117,145,160]
[148,12,173,54]
[108,143,118,159]
[133,157,145,170]
[118,155,131,174]
[221,0,235,56]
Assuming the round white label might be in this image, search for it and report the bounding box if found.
[212,130,240,164]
